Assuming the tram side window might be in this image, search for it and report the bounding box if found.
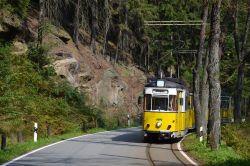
[169,95,177,111]
[185,96,188,111]
[188,96,193,109]
[144,94,152,110]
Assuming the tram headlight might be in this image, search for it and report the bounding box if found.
[156,121,162,128]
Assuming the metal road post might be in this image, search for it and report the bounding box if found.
[200,126,203,142]
[127,114,130,127]
[34,123,38,142]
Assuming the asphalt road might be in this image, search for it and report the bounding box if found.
[5,128,184,166]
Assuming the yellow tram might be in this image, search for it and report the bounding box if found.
[143,77,195,141]
[221,96,234,123]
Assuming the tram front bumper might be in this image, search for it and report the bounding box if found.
[144,130,178,139]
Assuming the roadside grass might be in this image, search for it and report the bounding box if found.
[182,122,250,166]
[0,128,106,164]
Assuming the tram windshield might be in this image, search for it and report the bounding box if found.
[152,97,168,110]
[144,94,178,111]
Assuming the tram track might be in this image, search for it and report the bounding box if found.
[171,143,187,166]
[146,142,186,166]
[146,143,155,166]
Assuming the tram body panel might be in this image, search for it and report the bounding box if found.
[143,112,188,132]
[187,95,195,129]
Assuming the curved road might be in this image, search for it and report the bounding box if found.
[4,128,186,166]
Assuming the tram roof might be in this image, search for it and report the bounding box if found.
[145,77,187,89]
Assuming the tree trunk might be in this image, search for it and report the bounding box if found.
[207,0,222,150]
[234,62,246,122]
[47,124,52,137]
[115,30,121,64]
[248,96,250,117]
[82,121,87,132]
[147,43,150,71]
[201,51,209,135]
[91,0,98,55]
[139,43,145,68]
[1,133,7,150]
[193,69,202,135]
[102,0,110,57]
[73,0,80,47]
[232,0,250,123]
[95,119,98,128]
[17,131,23,143]
[145,43,148,68]
[193,0,209,137]
[37,0,45,47]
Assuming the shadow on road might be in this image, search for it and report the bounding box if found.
[111,129,144,143]
[111,128,181,146]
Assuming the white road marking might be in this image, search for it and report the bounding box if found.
[177,134,199,166]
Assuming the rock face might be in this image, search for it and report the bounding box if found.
[0,11,22,32]
[12,41,28,55]
[19,20,146,117]
[0,11,26,41]
[0,11,146,115]
[53,57,79,87]
[97,68,127,107]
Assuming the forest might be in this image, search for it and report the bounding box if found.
[0,0,250,160]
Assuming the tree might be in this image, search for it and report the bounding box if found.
[115,29,121,64]
[201,50,209,135]
[73,0,80,47]
[37,0,45,47]
[90,0,98,55]
[207,0,222,150]
[102,0,111,56]
[1,133,6,150]
[232,0,250,123]
[193,0,209,137]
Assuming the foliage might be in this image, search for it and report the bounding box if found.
[27,46,50,72]
[221,122,250,159]
[182,133,249,166]
[139,0,250,98]
[0,45,99,142]
[0,0,30,17]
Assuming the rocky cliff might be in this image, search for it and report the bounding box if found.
[1,11,146,121]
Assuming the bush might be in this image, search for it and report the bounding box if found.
[0,45,92,147]
[221,123,250,159]
[182,134,246,166]
[27,46,50,70]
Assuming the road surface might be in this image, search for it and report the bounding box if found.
[5,128,186,166]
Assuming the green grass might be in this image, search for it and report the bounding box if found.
[182,132,250,166]
[0,128,106,164]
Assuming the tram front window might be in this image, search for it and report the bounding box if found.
[221,100,229,109]
[152,97,168,111]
